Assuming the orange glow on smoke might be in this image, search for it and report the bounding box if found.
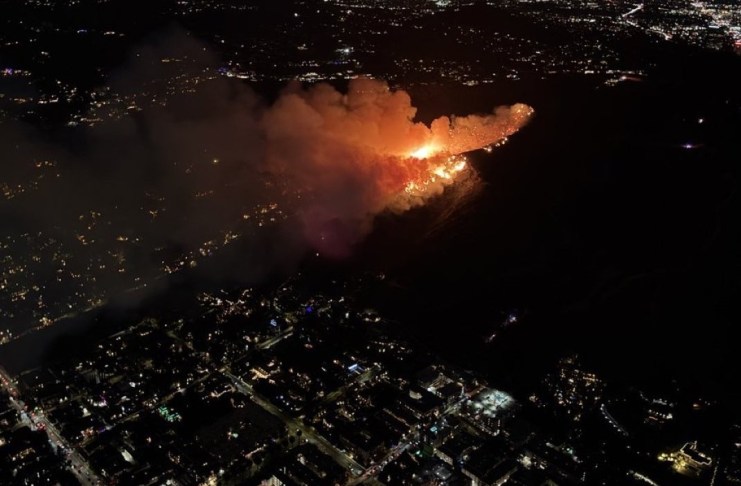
[409,145,439,159]
[259,78,534,256]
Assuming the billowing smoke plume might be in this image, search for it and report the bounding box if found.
[0,30,532,340]
[260,78,533,255]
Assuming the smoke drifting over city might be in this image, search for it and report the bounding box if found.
[0,31,532,334]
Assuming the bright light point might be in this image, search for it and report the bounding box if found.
[410,145,437,159]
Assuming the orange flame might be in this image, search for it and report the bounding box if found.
[409,145,439,159]
[403,153,469,199]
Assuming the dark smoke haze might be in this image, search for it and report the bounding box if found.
[0,30,532,332]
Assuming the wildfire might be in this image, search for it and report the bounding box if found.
[409,145,439,159]
[258,77,534,256]
[403,152,469,198]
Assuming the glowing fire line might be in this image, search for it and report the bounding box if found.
[403,151,469,197]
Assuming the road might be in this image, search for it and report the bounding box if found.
[1,366,101,486]
[600,403,629,437]
[222,370,366,477]
[621,3,644,18]
[257,326,294,350]
[349,389,479,485]
[349,440,411,485]
[322,366,377,405]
